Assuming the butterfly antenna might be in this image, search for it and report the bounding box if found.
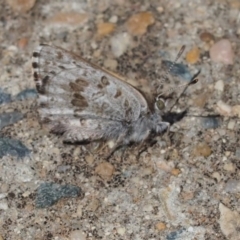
[168,70,201,111]
[157,45,186,93]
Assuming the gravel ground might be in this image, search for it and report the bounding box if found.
[0,0,240,240]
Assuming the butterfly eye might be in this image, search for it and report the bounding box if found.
[156,98,165,110]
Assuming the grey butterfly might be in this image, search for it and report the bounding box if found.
[32,44,193,156]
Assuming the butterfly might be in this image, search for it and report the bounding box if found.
[32,44,197,157]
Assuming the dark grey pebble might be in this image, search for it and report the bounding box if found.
[0,111,24,130]
[35,182,84,208]
[162,60,192,81]
[201,116,221,129]
[0,137,30,158]
[0,88,11,104]
[15,89,37,101]
[235,148,240,159]
[166,228,185,240]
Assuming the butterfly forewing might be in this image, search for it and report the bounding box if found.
[32,44,149,124]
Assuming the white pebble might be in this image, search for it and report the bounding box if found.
[0,201,8,210]
[69,230,86,240]
[117,227,126,236]
[227,120,235,130]
[210,39,234,65]
[214,80,224,91]
[110,32,131,57]
[109,15,118,23]
[216,101,232,116]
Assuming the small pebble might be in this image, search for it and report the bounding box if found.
[232,105,240,118]
[219,203,240,239]
[235,148,240,159]
[156,222,167,231]
[186,47,200,64]
[166,229,185,240]
[69,230,86,240]
[181,191,194,201]
[143,204,153,212]
[192,142,212,157]
[210,39,234,65]
[201,116,221,129]
[171,168,181,176]
[97,22,115,36]
[200,32,215,43]
[212,172,221,182]
[85,154,94,165]
[17,37,29,49]
[116,227,126,236]
[0,137,30,158]
[0,111,24,130]
[193,91,210,108]
[224,179,240,193]
[223,162,235,172]
[76,204,83,217]
[35,182,84,208]
[126,12,155,36]
[0,201,8,210]
[162,60,192,81]
[109,15,118,23]
[48,12,88,28]
[56,165,71,173]
[0,88,11,105]
[87,198,100,212]
[103,58,118,71]
[6,0,36,13]
[0,183,10,193]
[15,88,37,101]
[216,100,232,116]
[228,0,240,9]
[227,120,235,130]
[110,32,131,57]
[95,161,115,180]
[214,80,224,92]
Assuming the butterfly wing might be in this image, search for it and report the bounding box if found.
[32,44,149,142]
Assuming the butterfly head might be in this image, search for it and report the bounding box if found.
[154,93,173,116]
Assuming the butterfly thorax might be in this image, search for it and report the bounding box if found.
[124,112,167,144]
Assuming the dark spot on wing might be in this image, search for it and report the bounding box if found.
[124,99,130,108]
[39,102,48,108]
[125,107,133,121]
[69,79,89,92]
[73,93,85,100]
[33,72,38,80]
[97,84,103,89]
[32,62,38,68]
[32,52,39,57]
[50,71,56,75]
[36,84,44,94]
[42,75,50,85]
[97,76,110,89]
[59,65,66,70]
[76,78,89,87]
[36,75,50,94]
[57,51,63,59]
[71,93,88,108]
[41,117,51,124]
[101,76,109,86]
[114,89,122,98]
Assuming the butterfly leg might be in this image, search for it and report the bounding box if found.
[104,133,127,159]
